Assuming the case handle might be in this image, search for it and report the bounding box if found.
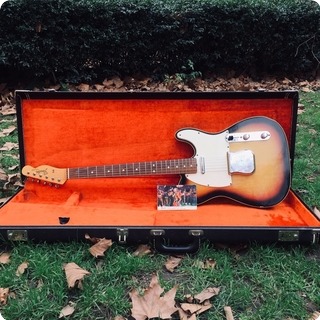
[153,238,200,254]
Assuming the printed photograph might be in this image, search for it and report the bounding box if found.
[157,185,197,210]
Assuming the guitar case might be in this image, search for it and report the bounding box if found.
[1,90,319,253]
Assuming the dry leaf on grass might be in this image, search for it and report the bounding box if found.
[0,288,9,305]
[0,126,15,137]
[113,316,127,320]
[178,308,197,320]
[180,302,212,315]
[77,83,90,92]
[0,169,8,181]
[309,311,320,320]
[194,258,216,269]
[224,306,235,320]
[16,261,28,276]
[85,234,113,257]
[0,142,19,151]
[129,274,178,320]
[178,287,220,319]
[64,262,90,289]
[0,107,16,115]
[89,238,112,258]
[84,233,100,244]
[59,302,76,318]
[194,287,220,303]
[132,244,152,257]
[165,256,183,273]
[0,252,10,264]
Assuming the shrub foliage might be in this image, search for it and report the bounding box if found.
[0,0,319,83]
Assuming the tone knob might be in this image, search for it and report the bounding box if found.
[261,132,270,139]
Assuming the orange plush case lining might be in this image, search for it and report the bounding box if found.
[1,91,319,229]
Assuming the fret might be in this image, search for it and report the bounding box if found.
[112,164,120,176]
[67,158,197,179]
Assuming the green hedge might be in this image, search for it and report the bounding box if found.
[0,0,319,83]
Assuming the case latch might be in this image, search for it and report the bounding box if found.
[312,230,320,244]
[117,228,128,244]
[7,230,28,241]
[278,230,299,242]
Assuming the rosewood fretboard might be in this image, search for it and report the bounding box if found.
[67,158,198,179]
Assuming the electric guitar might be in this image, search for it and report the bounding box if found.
[22,116,291,208]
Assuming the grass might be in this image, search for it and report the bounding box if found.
[292,92,320,208]
[0,90,319,319]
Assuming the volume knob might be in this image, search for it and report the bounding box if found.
[261,132,270,139]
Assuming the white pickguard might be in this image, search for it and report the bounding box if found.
[177,129,232,187]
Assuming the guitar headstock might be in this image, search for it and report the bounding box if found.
[22,165,67,185]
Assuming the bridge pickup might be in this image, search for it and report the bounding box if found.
[228,150,255,174]
[199,157,206,174]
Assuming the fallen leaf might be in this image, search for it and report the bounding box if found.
[224,306,235,320]
[194,287,220,303]
[194,258,216,269]
[36,279,44,288]
[59,302,76,318]
[16,261,28,276]
[309,311,320,320]
[164,256,183,273]
[77,83,90,91]
[0,288,9,305]
[129,274,178,320]
[89,238,112,257]
[94,84,105,91]
[298,103,305,115]
[0,252,10,264]
[64,262,90,289]
[178,308,197,320]
[180,302,212,315]
[84,233,100,244]
[0,142,19,151]
[132,244,152,257]
[204,258,216,269]
[0,126,15,137]
[0,168,8,181]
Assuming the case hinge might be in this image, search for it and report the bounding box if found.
[117,228,128,244]
[7,230,28,241]
[278,230,299,242]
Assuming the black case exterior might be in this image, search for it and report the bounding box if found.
[0,90,319,253]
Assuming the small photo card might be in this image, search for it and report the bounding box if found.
[157,184,197,210]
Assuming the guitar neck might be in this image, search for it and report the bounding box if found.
[67,158,198,179]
